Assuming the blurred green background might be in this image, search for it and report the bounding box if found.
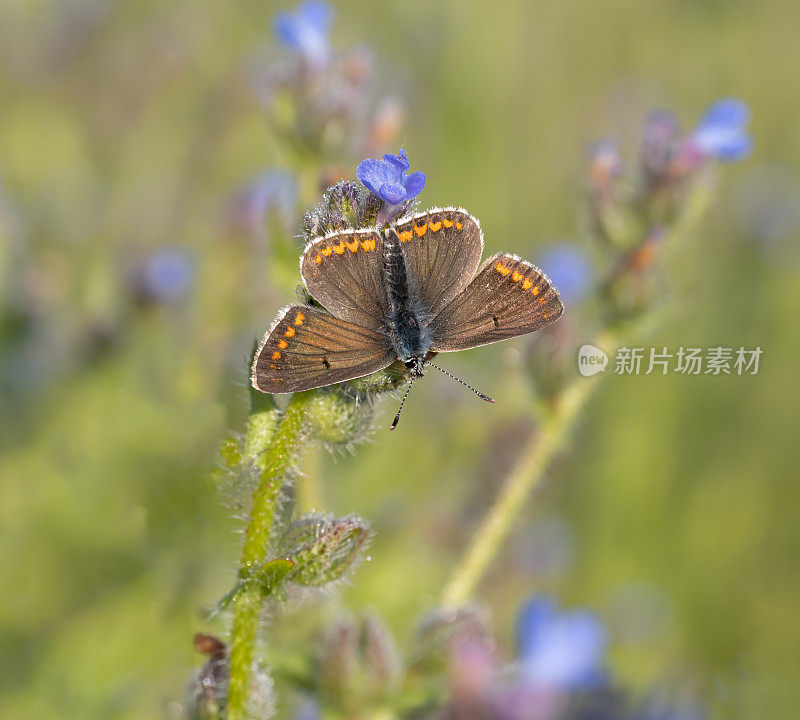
[1,0,799,718]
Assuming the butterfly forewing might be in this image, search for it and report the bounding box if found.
[300,229,388,331]
[429,253,564,352]
[251,305,395,393]
[387,208,484,318]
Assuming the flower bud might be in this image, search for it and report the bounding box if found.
[641,110,682,189]
[586,140,633,248]
[281,513,370,586]
[348,363,406,394]
[414,604,494,671]
[302,180,380,241]
[601,228,666,324]
[316,612,402,706]
[305,388,374,448]
[361,612,402,691]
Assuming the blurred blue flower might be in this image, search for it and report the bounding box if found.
[293,695,321,720]
[515,597,607,691]
[539,245,593,304]
[356,148,427,205]
[137,247,194,304]
[274,1,333,69]
[230,169,297,237]
[691,98,752,161]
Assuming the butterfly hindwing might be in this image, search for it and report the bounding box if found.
[387,208,484,318]
[251,305,395,393]
[429,253,564,352]
[300,228,388,331]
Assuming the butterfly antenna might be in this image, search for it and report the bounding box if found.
[428,362,495,403]
[390,379,414,430]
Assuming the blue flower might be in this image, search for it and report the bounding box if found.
[231,169,297,236]
[691,98,752,161]
[538,245,593,304]
[356,149,427,206]
[515,597,607,691]
[137,247,194,304]
[274,1,333,69]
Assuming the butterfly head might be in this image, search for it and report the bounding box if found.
[403,356,426,379]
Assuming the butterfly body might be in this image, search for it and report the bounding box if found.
[252,207,564,395]
[382,232,435,377]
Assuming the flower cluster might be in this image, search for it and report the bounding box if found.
[227,0,410,258]
[426,596,704,720]
[256,0,405,170]
[526,99,750,401]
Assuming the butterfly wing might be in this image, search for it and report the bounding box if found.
[251,305,395,393]
[429,253,564,352]
[300,229,388,331]
[386,208,484,318]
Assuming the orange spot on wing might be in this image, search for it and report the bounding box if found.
[521,279,533,290]
[278,339,287,349]
[399,229,413,243]
[346,239,359,252]
[269,363,277,370]
[360,237,376,251]
[495,263,511,276]
[531,286,540,296]
[333,241,345,254]
[415,223,427,237]
[321,245,333,256]
[442,218,454,228]
[511,271,523,282]
[429,220,442,232]
[456,221,463,231]
[295,312,305,325]
[271,351,281,360]
[285,327,295,337]
[314,254,322,264]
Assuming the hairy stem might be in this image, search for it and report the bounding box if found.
[440,338,616,607]
[227,390,312,720]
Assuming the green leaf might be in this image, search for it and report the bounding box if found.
[253,557,295,594]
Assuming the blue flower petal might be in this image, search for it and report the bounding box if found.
[383,149,410,173]
[379,182,407,205]
[516,597,556,658]
[693,128,752,161]
[356,157,392,197]
[692,98,752,161]
[699,98,750,129]
[402,170,426,198]
[298,0,332,33]
[515,596,608,691]
[273,1,333,68]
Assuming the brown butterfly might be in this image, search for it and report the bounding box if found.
[252,207,563,426]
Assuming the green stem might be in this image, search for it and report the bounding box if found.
[227,390,313,720]
[440,337,616,608]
